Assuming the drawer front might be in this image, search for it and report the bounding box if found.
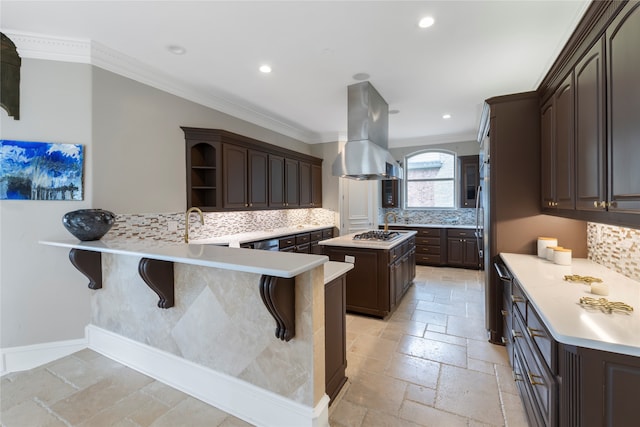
[511,280,527,319]
[279,236,295,248]
[416,228,441,237]
[513,346,547,427]
[415,245,441,255]
[296,233,310,244]
[526,303,555,370]
[416,237,441,246]
[416,254,442,265]
[513,311,554,425]
[322,229,333,239]
[447,228,476,238]
[310,231,323,241]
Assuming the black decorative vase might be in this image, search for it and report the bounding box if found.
[62,209,116,241]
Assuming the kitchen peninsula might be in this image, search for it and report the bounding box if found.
[40,238,351,427]
[499,253,640,427]
[320,230,416,318]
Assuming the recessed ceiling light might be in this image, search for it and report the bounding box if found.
[389,109,400,115]
[167,45,186,55]
[442,114,451,119]
[259,65,272,73]
[352,72,370,81]
[418,16,435,28]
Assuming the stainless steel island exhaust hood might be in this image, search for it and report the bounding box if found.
[332,82,403,180]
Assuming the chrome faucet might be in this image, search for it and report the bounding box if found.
[384,212,397,232]
[184,207,204,243]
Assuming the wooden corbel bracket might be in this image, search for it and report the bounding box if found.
[69,248,102,289]
[259,275,296,341]
[138,258,175,309]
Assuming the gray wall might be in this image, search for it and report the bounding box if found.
[92,68,312,214]
[1,59,93,348]
[0,60,321,351]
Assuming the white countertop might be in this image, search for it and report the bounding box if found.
[324,261,354,284]
[187,224,334,247]
[500,253,640,357]
[318,230,417,250]
[41,239,328,279]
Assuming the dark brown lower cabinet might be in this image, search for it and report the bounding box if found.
[560,344,640,427]
[324,238,415,318]
[324,273,347,403]
[501,261,640,427]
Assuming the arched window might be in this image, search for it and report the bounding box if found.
[404,150,456,208]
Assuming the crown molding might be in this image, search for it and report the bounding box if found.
[2,30,321,144]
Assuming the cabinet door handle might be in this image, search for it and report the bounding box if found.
[527,372,545,387]
[511,329,522,339]
[513,372,525,382]
[527,327,546,339]
[511,295,525,303]
[501,309,508,317]
[501,336,508,344]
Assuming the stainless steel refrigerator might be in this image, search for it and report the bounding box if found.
[477,92,588,344]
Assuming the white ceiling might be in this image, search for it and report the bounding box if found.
[1,0,590,147]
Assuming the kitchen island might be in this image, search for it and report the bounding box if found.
[320,230,416,318]
[499,253,640,427]
[40,238,352,427]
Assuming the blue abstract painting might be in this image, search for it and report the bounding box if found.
[0,140,84,200]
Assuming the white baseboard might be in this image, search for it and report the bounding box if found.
[0,337,87,375]
[86,324,329,427]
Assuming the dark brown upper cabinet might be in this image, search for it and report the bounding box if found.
[268,155,285,208]
[458,155,479,208]
[299,161,312,207]
[381,180,400,208]
[537,0,640,227]
[575,37,606,212]
[607,1,640,214]
[248,150,269,209]
[285,158,300,208]
[222,144,248,209]
[182,128,322,212]
[554,74,576,210]
[186,140,221,210]
[540,99,556,209]
[311,164,323,207]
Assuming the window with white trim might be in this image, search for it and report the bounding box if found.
[404,150,456,208]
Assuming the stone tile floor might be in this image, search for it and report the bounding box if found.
[0,266,528,426]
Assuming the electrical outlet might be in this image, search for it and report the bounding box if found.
[345,255,355,263]
[168,221,178,232]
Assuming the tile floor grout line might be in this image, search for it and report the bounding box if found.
[44,367,82,391]
[33,396,73,427]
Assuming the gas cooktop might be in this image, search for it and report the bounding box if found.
[352,230,401,242]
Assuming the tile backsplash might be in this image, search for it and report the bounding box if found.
[379,208,479,226]
[588,222,640,281]
[106,208,337,243]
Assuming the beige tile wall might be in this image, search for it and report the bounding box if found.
[588,222,640,281]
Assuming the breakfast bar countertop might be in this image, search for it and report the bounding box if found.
[40,238,328,278]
